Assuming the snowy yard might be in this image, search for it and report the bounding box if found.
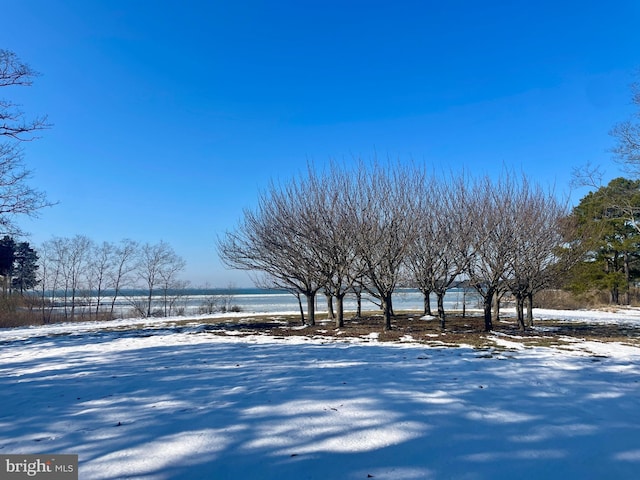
[1,311,640,479]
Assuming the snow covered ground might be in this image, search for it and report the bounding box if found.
[1,309,640,479]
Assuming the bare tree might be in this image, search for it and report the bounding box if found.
[38,240,62,323]
[255,274,308,324]
[0,50,49,140]
[355,161,424,330]
[108,239,138,318]
[39,237,183,321]
[43,236,92,321]
[218,176,326,325]
[0,50,51,233]
[466,175,518,331]
[0,129,51,234]
[42,237,69,320]
[65,235,92,320]
[405,175,438,316]
[302,163,366,328]
[503,180,567,330]
[136,241,185,317]
[88,241,114,318]
[406,173,473,329]
[158,256,188,316]
[611,77,640,176]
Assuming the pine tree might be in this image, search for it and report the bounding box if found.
[12,241,39,294]
[0,236,16,297]
[567,178,640,304]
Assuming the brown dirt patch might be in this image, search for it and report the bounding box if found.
[197,312,640,349]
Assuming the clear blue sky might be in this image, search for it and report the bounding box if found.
[1,1,639,286]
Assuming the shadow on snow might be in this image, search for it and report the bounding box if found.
[1,328,640,479]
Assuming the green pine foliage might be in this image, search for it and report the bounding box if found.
[565,177,640,304]
[0,235,39,297]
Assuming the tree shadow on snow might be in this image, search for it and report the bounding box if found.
[1,329,640,479]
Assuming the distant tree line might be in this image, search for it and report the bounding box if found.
[218,161,572,332]
[36,237,186,323]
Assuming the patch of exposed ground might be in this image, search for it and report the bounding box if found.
[13,311,637,354]
[195,312,640,350]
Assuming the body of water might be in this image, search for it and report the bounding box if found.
[212,288,481,315]
[129,287,480,317]
[42,287,483,319]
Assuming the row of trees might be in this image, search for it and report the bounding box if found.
[218,162,571,331]
[37,237,186,322]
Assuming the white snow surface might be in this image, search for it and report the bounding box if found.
[1,309,640,479]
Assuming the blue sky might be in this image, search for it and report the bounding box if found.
[1,0,639,286]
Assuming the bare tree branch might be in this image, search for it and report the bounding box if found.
[0,50,51,141]
[0,50,53,234]
[610,78,640,176]
[570,160,604,190]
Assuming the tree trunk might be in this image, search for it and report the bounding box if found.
[95,291,101,316]
[422,290,432,315]
[356,290,362,318]
[63,285,69,320]
[335,294,345,328]
[71,288,77,321]
[526,292,534,327]
[146,288,153,318]
[296,293,305,325]
[491,292,500,325]
[382,294,393,330]
[516,294,525,331]
[95,284,103,316]
[483,290,493,332]
[624,251,631,305]
[40,283,47,324]
[610,286,619,305]
[437,291,446,330]
[326,293,335,320]
[110,282,122,320]
[462,289,467,318]
[306,292,316,326]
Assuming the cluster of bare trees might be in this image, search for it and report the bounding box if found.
[38,236,186,322]
[218,161,569,331]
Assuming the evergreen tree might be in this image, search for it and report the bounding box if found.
[12,241,39,294]
[567,178,640,304]
[0,236,16,296]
